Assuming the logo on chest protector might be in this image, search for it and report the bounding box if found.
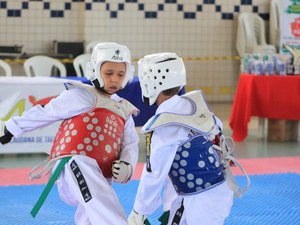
[199,113,206,118]
[111,49,123,61]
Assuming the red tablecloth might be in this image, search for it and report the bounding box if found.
[229,74,300,142]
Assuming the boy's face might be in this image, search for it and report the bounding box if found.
[100,61,126,95]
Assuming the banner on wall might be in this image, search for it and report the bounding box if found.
[280,0,300,58]
[0,77,69,154]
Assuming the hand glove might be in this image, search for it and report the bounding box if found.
[112,160,133,183]
[0,121,13,145]
[127,210,147,225]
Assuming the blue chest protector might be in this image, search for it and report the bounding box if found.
[141,90,227,195]
[169,135,225,195]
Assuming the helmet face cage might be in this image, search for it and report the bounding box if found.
[138,53,186,106]
[86,42,134,89]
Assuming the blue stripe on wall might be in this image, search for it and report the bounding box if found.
[1,1,267,20]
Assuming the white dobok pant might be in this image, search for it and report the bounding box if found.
[168,181,234,225]
[55,155,127,225]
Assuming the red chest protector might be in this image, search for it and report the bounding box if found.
[49,108,125,178]
[47,81,139,178]
[28,82,138,182]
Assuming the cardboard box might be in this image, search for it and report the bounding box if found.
[267,119,299,142]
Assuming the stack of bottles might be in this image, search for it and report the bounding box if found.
[240,53,294,76]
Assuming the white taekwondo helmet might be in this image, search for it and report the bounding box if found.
[138,52,186,106]
[86,42,134,89]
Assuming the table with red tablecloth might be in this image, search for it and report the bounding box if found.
[229,74,300,142]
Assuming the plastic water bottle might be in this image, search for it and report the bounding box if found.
[294,65,300,75]
[275,60,286,75]
[264,60,274,75]
[254,60,263,75]
[241,54,251,73]
[246,58,254,74]
[286,64,294,75]
[272,55,278,65]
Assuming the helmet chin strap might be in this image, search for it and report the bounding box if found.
[92,79,101,89]
[92,80,115,95]
[99,87,112,95]
[143,97,151,106]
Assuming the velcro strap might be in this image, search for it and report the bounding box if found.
[0,121,5,137]
[219,135,251,198]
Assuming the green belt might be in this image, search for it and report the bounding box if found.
[31,157,71,218]
[144,218,151,225]
[158,211,170,225]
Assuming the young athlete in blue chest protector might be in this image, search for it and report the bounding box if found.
[128,53,250,225]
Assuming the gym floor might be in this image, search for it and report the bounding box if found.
[0,103,300,225]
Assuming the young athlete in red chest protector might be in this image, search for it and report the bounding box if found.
[0,42,140,225]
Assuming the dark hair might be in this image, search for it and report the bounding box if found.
[162,86,181,96]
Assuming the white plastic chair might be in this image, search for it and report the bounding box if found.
[0,59,12,76]
[269,0,281,52]
[236,12,276,56]
[24,55,67,77]
[85,41,102,53]
[73,53,91,77]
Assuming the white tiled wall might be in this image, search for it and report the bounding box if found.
[0,0,271,101]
